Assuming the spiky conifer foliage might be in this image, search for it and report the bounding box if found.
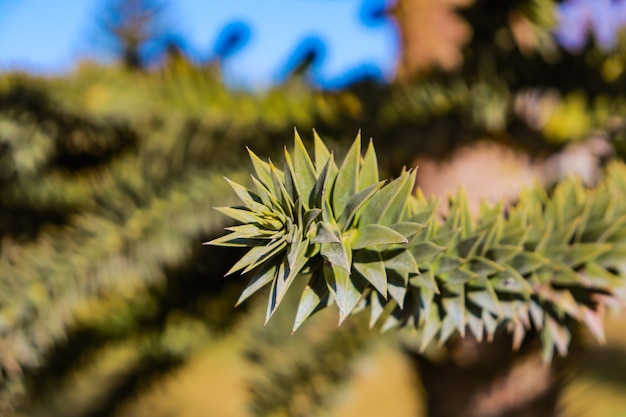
[211,131,626,360]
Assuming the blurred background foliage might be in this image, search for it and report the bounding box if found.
[1,0,626,416]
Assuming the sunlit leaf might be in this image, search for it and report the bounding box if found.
[236,262,278,306]
[226,237,287,276]
[353,249,387,296]
[321,239,351,272]
[324,262,365,324]
[312,221,341,244]
[337,181,385,229]
[359,138,379,190]
[351,224,408,249]
[383,249,419,275]
[214,206,263,225]
[292,129,317,206]
[310,153,334,209]
[359,171,411,226]
[332,132,361,217]
[293,272,329,332]
[387,270,408,308]
[411,241,446,263]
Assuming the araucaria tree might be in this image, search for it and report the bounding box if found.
[210,130,625,362]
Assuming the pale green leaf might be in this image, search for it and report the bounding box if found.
[408,203,437,225]
[287,226,303,269]
[295,198,303,233]
[293,272,330,332]
[337,181,385,230]
[491,266,533,294]
[247,147,276,192]
[270,161,294,218]
[313,129,331,173]
[389,221,425,240]
[359,171,411,226]
[456,187,474,238]
[310,153,334,209]
[456,231,485,258]
[283,147,299,201]
[250,175,273,207]
[303,208,322,232]
[383,249,419,275]
[469,256,505,277]
[266,264,284,324]
[387,270,408,308]
[442,267,476,284]
[321,239,351,272]
[224,177,271,216]
[353,249,387,296]
[467,314,484,342]
[467,289,501,316]
[436,255,464,273]
[480,214,503,256]
[409,268,439,294]
[359,138,379,190]
[487,245,524,263]
[545,243,612,268]
[351,287,372,315]
[442,286,465,337]
[439,315,458,345]
[226,237,287,276]
[369,291,388,329]
[581,262,621,288]
[351,224,408,250]
[545,315,571,357]
[292,129,317,206]
[419,306,441,352]
[381,169,417,226]
[418,287,436,323]
[236,262,278,306]
[529,300,544,329]
[225,224,275,238]
[411,241,446,263]
[313,130,338,180]
[332,133,361,217]
[483,310,498,342]
[214,206,263,225]
[552,216,581,245]
[324,262,365,324]
[509,252,549,276]
[381,309,401,332]
[312,221,341,243]
[266,245,309,323]
[204,232,267,248]
[596,214,626,242]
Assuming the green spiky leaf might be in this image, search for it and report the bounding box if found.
[210,132,626,358]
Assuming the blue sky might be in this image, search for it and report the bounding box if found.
[0,0,399,88]
[2,0,626,89]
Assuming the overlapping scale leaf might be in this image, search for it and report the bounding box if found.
[210,131,626,360]
[383,163,626,358]
[210,130,425,330]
